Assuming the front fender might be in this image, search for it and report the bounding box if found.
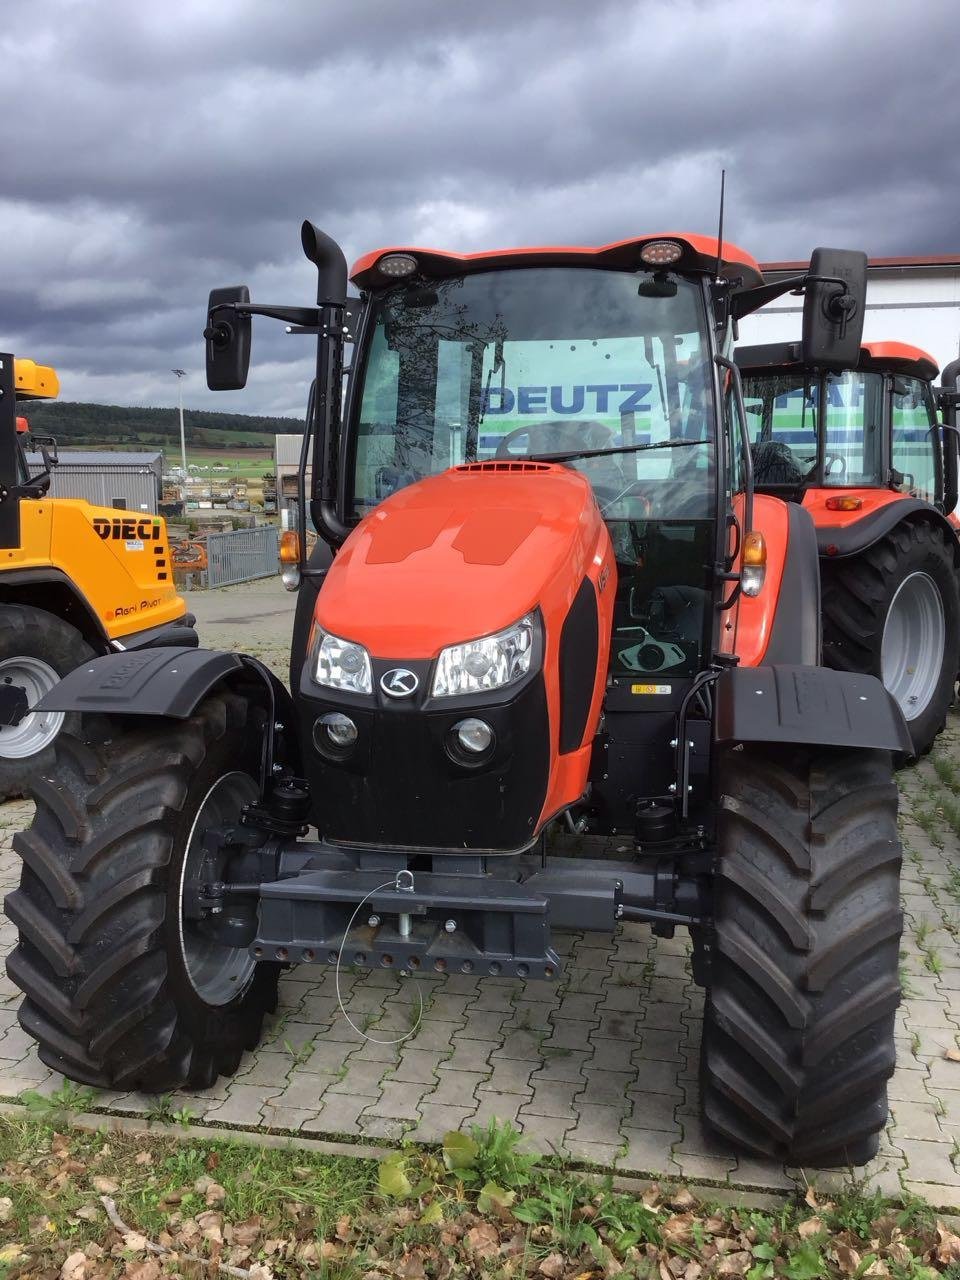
[36,645,302,775]
[37,646,243,718]
[714,664,912,754]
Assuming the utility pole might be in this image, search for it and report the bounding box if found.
[171,368,187,478]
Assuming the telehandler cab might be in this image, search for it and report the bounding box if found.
[735,340,960,759]
[6,229,911,1167]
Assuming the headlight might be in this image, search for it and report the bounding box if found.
[311,628,373,694]
[432,614,537,697]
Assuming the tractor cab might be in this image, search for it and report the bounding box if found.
[734,340,956,518]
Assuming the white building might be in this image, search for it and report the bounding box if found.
[744,255,960,377]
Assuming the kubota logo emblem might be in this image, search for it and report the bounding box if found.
[380,668,419,698]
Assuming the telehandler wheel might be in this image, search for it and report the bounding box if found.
[701,745,902,1167]
[0,604,94,802]
[820,520,960,762]
[3,691,279,1091]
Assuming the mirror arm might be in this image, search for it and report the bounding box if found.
[731,271,854,323]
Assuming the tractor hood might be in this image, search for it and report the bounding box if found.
[315,462,604,659]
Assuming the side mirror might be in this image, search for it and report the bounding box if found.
[940,358,960,513]
[801,247,867,371]
[204,285,251,390]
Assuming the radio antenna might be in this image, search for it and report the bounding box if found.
[715,168,726,284]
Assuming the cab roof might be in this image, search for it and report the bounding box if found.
[13,358,60,400]
[734,340,939,382]
[350,233,764,290]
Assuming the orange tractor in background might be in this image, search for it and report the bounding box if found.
[735,340,960,759]
[7,229,914,1168]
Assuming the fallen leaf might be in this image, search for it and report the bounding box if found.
[123,1262,161,1280]
[945,1047,960,1062]
[75,1204,100,1223]
[804,1186,819,1209]
[121,1231,149,1253]
[539,1253,566,1279]
[670,1188,697,1210]
[684,1264,703,1280]
[0,1197,11,1223]
[336,1213,354,1242]
[703,1215,726,1235]
[0,1245,27,1266]
[134,1153,152,1167]
[232,1216,263,1247]
[641,1183,662,1208]
[836,1245,861,1276]
[798,1217,825,1239]
[466,1224,501,1260]
[716,1254,752,1277]
[61,1250,88,1280]
[662,1214,695,1246]
[205,1151,220,1171]
[91,1177,119,1195]
[396,1255,427,1280]
[204,1182,226,1207]
[936,1222,960,1263]
[666,1257,686,1278]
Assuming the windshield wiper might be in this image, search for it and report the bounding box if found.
[526,437,706,464]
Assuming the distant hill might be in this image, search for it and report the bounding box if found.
[22,401,303,450]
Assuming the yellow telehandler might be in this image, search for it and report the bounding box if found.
[0,353,197,798]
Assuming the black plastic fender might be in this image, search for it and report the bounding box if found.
[714,664,912,754]
[35,645,302,774]
[817,500,960,564]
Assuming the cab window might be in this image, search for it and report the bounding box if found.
[891,376,939,504]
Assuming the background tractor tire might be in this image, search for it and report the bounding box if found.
[3,691,279,1091]
[701,745,902,1167]
[0,604,94,802]
[820,520,960,761]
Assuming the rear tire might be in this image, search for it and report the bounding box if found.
[3,691,278,1091]
[701,745,902,1167]
[820,520,959,761]
[0,605,94,802]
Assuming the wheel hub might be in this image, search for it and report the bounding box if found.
[178,771,260,1005]
[0,657,64,760]
[880,571,945,723]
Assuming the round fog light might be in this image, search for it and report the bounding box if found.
[314,712,358,752]
[455,718,493,754]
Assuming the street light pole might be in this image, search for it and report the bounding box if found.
[171,368,187,477]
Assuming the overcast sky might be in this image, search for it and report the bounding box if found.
[3,0,959,417]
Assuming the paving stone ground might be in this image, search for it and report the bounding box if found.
[1,594,958,1206]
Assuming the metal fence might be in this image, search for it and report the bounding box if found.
[204,526,279,589]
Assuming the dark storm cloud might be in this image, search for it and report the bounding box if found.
[3,0,959,415]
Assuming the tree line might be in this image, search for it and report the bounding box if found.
[23,400,302,446]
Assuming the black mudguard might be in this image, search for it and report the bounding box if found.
[817,499,960,564]
[35,646,301,773]
[714,664,912,754]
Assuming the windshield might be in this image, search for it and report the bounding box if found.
[348,267,715,523]
[741,369,885,488]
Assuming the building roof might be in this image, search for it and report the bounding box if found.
[24,450,163,468]
[761,254,960,274]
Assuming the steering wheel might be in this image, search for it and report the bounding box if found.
[824,452,847,477]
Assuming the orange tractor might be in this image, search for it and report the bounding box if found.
[735,340,960,759]
[7,229,912,1167]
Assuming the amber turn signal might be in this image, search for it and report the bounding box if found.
[741,530,766,597]
[279,530,300,563]
[825,495,863,512]
[742,530,766,567]
[279,530,302,591]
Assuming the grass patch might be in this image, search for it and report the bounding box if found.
[1,1116,959,1279]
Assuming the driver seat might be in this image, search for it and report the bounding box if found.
[751,439,803,486]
